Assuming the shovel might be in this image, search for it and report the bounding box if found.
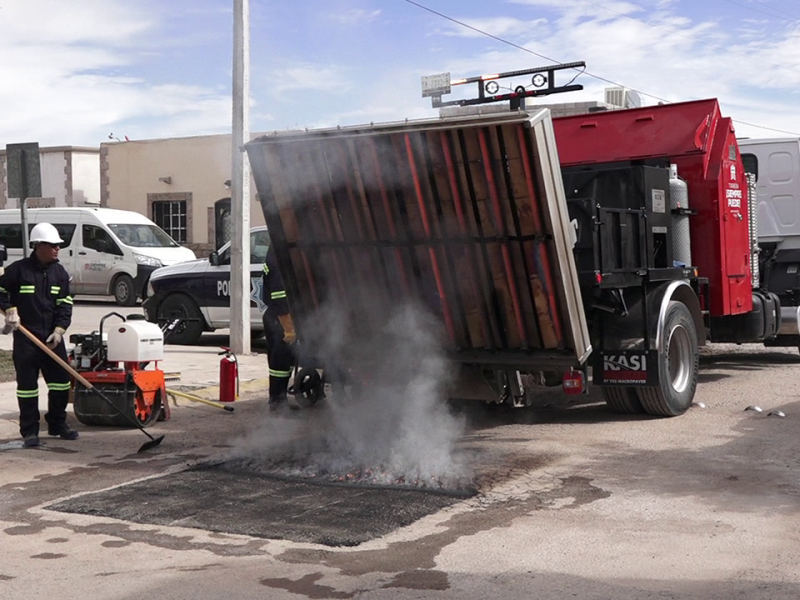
[17,324,165,453]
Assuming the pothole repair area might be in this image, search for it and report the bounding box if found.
[46,461,475,547]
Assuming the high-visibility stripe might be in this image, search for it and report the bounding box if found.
[269,368,292,378]
[56,296,74,305]
[271,291,287,300]
[50,286,61,294]
[47,382,72,391]
[19,286,35,294]
[262,264,269,274]
[0,286,7,293]
[16,389,39,398]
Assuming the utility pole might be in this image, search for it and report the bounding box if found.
[230,0,251,354]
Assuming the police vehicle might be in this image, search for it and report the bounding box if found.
[142,227,270,344]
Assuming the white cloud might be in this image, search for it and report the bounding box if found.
[326,8,382,26]
[0,0,231,146]
[438,16,547,39]
[267,62,353,94]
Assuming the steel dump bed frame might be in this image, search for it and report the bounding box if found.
[245,109,590,371]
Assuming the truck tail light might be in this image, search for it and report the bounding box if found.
[562,369,585,395]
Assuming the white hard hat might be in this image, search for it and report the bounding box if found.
[30,222,64,245]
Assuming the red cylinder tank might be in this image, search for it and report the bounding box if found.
[219,348,238,402]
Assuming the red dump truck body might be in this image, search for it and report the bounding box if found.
[553,99,752,317]
[246,98,775,416]
[246,110,590,371]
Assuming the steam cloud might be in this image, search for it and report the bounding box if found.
[230,299,470,490]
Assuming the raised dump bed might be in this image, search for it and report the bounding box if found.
[245,109,590,378]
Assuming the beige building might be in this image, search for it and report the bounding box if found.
[101,133,266,256]
[0,146,100,209]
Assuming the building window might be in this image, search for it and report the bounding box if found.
[152,199,187,243]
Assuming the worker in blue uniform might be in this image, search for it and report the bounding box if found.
[261,246,296,411]
[0,222,77,447]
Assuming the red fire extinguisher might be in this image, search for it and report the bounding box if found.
[218,347,239,403]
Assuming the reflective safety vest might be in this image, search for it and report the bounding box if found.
[0,253,73,341]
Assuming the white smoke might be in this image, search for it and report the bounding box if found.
[229,300,470,491]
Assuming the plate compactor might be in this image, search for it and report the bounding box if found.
[68,312,169,427]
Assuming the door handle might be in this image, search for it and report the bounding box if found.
[78,251,87,255]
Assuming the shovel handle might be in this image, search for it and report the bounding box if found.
[16,324,93,389]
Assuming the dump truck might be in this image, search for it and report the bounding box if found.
[244,98,780,417]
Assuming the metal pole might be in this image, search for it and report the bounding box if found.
[230,0,251,354]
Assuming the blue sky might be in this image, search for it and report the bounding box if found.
[1,0,799,147]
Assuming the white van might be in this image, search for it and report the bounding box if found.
[0,207,196,306]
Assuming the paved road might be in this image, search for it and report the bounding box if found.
[0,300,798,599]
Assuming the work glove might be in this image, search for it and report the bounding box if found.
[278,313,297,345]
[46,327,66,349]
[2,307,20,334]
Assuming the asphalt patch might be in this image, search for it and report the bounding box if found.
[46,461,471,546]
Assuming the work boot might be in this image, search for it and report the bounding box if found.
[268,394,287,413]
[23,434,41,448]
[48,424,79,440]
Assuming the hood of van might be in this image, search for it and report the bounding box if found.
[133,246,196,266]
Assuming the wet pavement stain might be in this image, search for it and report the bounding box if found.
[30,553,67,559]
[0,440,78,454]
[383,569,449,591]
[101,540,130,548]
[4,524,47,536]
[279,476,610,577]
[0,574,15,581]
[46,537,69,543]
[259,573,356,599]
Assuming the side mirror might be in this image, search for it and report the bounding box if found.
[209,251,219,266]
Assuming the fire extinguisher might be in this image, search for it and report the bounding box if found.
[218,347,239,403]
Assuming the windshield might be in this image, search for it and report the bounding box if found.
[108,224,180,248]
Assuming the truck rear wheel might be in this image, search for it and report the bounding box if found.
[637,301,698,417]
[602,386,644,414]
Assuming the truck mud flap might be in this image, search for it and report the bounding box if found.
[593,350,659,386]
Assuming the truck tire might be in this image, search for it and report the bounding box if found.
[602,386,645,414]
[113,274,136,306]
[157,293,204,345]
[637,301,698,417]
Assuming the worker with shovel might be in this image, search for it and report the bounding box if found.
[261,245,297,412]
[0,222,78,447]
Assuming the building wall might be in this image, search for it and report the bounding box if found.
[102,134,266,255]
[0,146,99,209]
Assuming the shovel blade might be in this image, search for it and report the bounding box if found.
[137,435,165,453]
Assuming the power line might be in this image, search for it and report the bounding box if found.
[717,0,800,22]
[401,0,667,103]
[402,0,800,136]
